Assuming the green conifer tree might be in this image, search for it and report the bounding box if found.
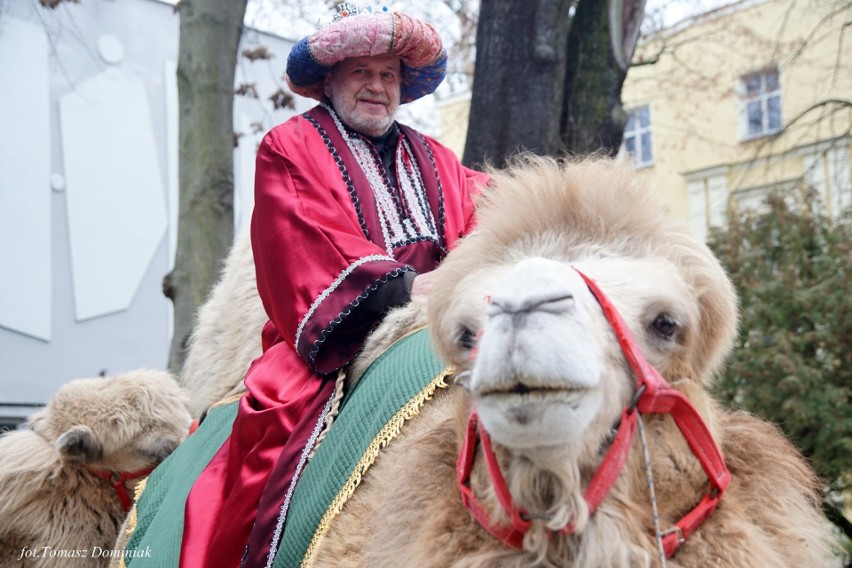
[708,188,851,545]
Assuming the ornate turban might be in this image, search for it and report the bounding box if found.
[285,9,447,103]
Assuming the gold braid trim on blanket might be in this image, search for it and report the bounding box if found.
[309,326,434,463]
[308,369,348,462]
[301,368,453,567]
[117,477,148,568]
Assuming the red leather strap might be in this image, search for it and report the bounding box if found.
[574,268,730,557]
[89,466,155,513]
[580,406,638,518]
[457,411,526,548]
[479,419,532,537]
[456,268,730,558]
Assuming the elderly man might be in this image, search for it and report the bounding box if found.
[180,8,488,568]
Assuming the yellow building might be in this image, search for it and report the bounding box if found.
[438,0,852,240]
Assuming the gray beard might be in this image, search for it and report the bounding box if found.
[328,92,396,137]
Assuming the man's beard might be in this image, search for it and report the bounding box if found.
[328,90,396,137]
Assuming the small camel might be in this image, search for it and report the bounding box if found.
[0,370,191,568]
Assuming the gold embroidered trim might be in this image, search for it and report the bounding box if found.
[118,477,148,568]
[301,368,453,566]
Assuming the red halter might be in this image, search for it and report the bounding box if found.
[89,420,198,513]
[457,267,731,557]
[89,466,156,513]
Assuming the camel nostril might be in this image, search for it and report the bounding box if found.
[489,293,575,315]
[539,294,575,313]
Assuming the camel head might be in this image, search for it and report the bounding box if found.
[428,156,738,541]
[31,370,192,474]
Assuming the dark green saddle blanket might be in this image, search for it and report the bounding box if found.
[123,328,450,568]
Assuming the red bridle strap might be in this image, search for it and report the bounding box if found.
[89,466,155,513]
[457,411,528,548]
[456,268,731,557]
[574,269,731,556]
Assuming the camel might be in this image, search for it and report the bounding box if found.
[0,370,191,568]
[179,230,264,418]
[124,156,841,567]
[304,156,840,567]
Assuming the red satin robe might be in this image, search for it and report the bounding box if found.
[180,105,487,568]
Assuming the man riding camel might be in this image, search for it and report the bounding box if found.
[180,7,488,567]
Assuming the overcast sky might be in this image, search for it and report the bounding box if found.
[645,0,733,27]
[244,0,737,40]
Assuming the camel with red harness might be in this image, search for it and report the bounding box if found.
[119,156,840,567]
[302,156,840,567]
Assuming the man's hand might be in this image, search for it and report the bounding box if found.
[411,272,435,297]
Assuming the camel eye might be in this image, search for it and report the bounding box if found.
[457,326,477,350]
[651,314,677,340]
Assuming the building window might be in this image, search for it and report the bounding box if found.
[740,68,782,140]
[624,105,653,168]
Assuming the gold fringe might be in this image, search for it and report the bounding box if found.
[301,368,453,566]
[118,477,148,568]
[133,476,149,503]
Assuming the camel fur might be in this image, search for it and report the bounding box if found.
[309,156,841,567]
[180,230,264,417]
[169,156,840,566]
[0,370,191,568]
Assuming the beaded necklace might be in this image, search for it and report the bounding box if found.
[324,104,439,255]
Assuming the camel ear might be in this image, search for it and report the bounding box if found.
[454,370,472,392]
[56,425,103,464]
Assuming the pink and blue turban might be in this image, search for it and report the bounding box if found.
[285,11,447,104]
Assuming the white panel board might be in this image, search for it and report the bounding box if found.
[164,60,179,269]
[59,70,168,321]
[0,19,52,340]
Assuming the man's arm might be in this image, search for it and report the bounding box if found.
[251,123,416,374]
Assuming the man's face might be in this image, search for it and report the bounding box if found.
[324,54,402,137]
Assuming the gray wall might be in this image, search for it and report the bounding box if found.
[0,0,309,422]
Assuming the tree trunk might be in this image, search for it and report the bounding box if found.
[165,0,248,373]
[464,0,644,167]
[463,0,574,168]
[560,0,632,154]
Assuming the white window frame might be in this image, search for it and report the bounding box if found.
[687,169,728,242]
[801,140,851,220]
[731,180,798,216]
[738,67,782,141]
[623,105,654,168]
